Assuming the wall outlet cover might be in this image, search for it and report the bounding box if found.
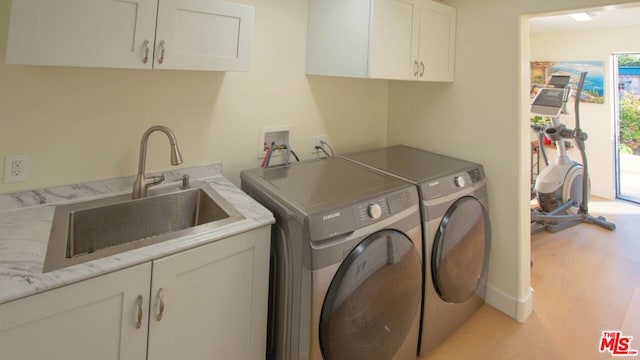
[311,135,328,154]
[4,154,29,183]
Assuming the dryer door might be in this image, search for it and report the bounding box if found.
[319,230,421,360]
[432,196,490,303]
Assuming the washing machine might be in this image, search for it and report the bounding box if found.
[240,157,423,360]
[342,144,491,355]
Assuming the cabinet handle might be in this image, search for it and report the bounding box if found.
[135,295,144,329]
[142,40,150,64]
[419,61,425,77]
[413,60,419,77]
[155,288,165,321]
[158,40,166,65]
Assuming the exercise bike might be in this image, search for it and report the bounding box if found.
[530,72,615,234]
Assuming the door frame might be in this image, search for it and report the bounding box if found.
[612,52,640,204]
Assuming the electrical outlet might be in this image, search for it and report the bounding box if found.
[311,135,328,154]
[4,154,29,183]
[258,126,292,159]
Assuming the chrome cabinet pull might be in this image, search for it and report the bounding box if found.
[413,60,419,77]
[142,40,150,64]
[135,295,144,329]
[155,288,165,321]
[419,61,425,77]
[158,40,166,65]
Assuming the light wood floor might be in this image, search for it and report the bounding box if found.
[419,198,640,360]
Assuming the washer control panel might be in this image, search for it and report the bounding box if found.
[454,175,466,188]
[420,165,486,200]
[354,189,415,227]
[367,203,383,219]
[467,167,484,183]
[356,198,389,224]
[307,187,418,241]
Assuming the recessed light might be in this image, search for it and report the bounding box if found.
[569,12,593,22]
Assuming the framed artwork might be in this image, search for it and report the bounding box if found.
[530,61,605,104]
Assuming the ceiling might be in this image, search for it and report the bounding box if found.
[529,4,640,33]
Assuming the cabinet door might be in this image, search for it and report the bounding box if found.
[154,0,255,71]
[0,263,151,360]
[306,0,372,78]
[369,0,420,80]
[6,0,158,69]
[147,227,270,360]
[418,0,456,81]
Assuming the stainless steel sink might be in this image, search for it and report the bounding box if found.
[43,181,244,272]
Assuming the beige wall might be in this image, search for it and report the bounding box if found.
[530,25,640,199]
[0,0,389,193]
[5,0,640,324]
[388,0,640,321]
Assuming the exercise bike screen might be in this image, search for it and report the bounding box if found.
[548,75,570,88]
[533,88,564,108]
[531,88,565,116]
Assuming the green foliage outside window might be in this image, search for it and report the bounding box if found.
[619,92,640,154]
[618,54,640,67]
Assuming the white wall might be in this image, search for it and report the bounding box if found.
[0,0,389,194]
[388,0,640,322]
[530,25,640,199]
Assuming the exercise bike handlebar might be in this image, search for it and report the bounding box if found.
[544,124,576,141]
[574,72,586,130]
[534,73,589,145]
[574,72,591,214]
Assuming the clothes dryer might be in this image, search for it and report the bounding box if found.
[241,157,423,360]
[342,145,491,355]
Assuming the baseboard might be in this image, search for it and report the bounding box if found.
[485,284,535,323]
[516,287,535,322]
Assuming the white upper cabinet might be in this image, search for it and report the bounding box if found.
[369,0,420,80]
[6,0,254,71]
[418,1,456,81]
[154,0,254,71]
[6,0,158,69]
[306,0,456,82]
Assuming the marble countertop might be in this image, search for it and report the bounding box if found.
[0,163,274,305]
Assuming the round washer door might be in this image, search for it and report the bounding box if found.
[432,196,490,303]
[319,230,422,360]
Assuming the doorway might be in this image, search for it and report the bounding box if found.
[614,53,640,204]
[529,6,640,203]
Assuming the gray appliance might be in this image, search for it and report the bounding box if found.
[240,157,423,360]
[342,145,491,356]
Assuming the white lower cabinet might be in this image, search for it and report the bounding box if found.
[0,262,152,360]
[0,226,270,360]
[147,227,270,360]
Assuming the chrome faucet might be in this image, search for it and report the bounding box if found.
[132,125,183,199]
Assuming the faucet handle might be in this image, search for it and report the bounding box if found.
[174,174,190,189]
[149,174,165,186]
